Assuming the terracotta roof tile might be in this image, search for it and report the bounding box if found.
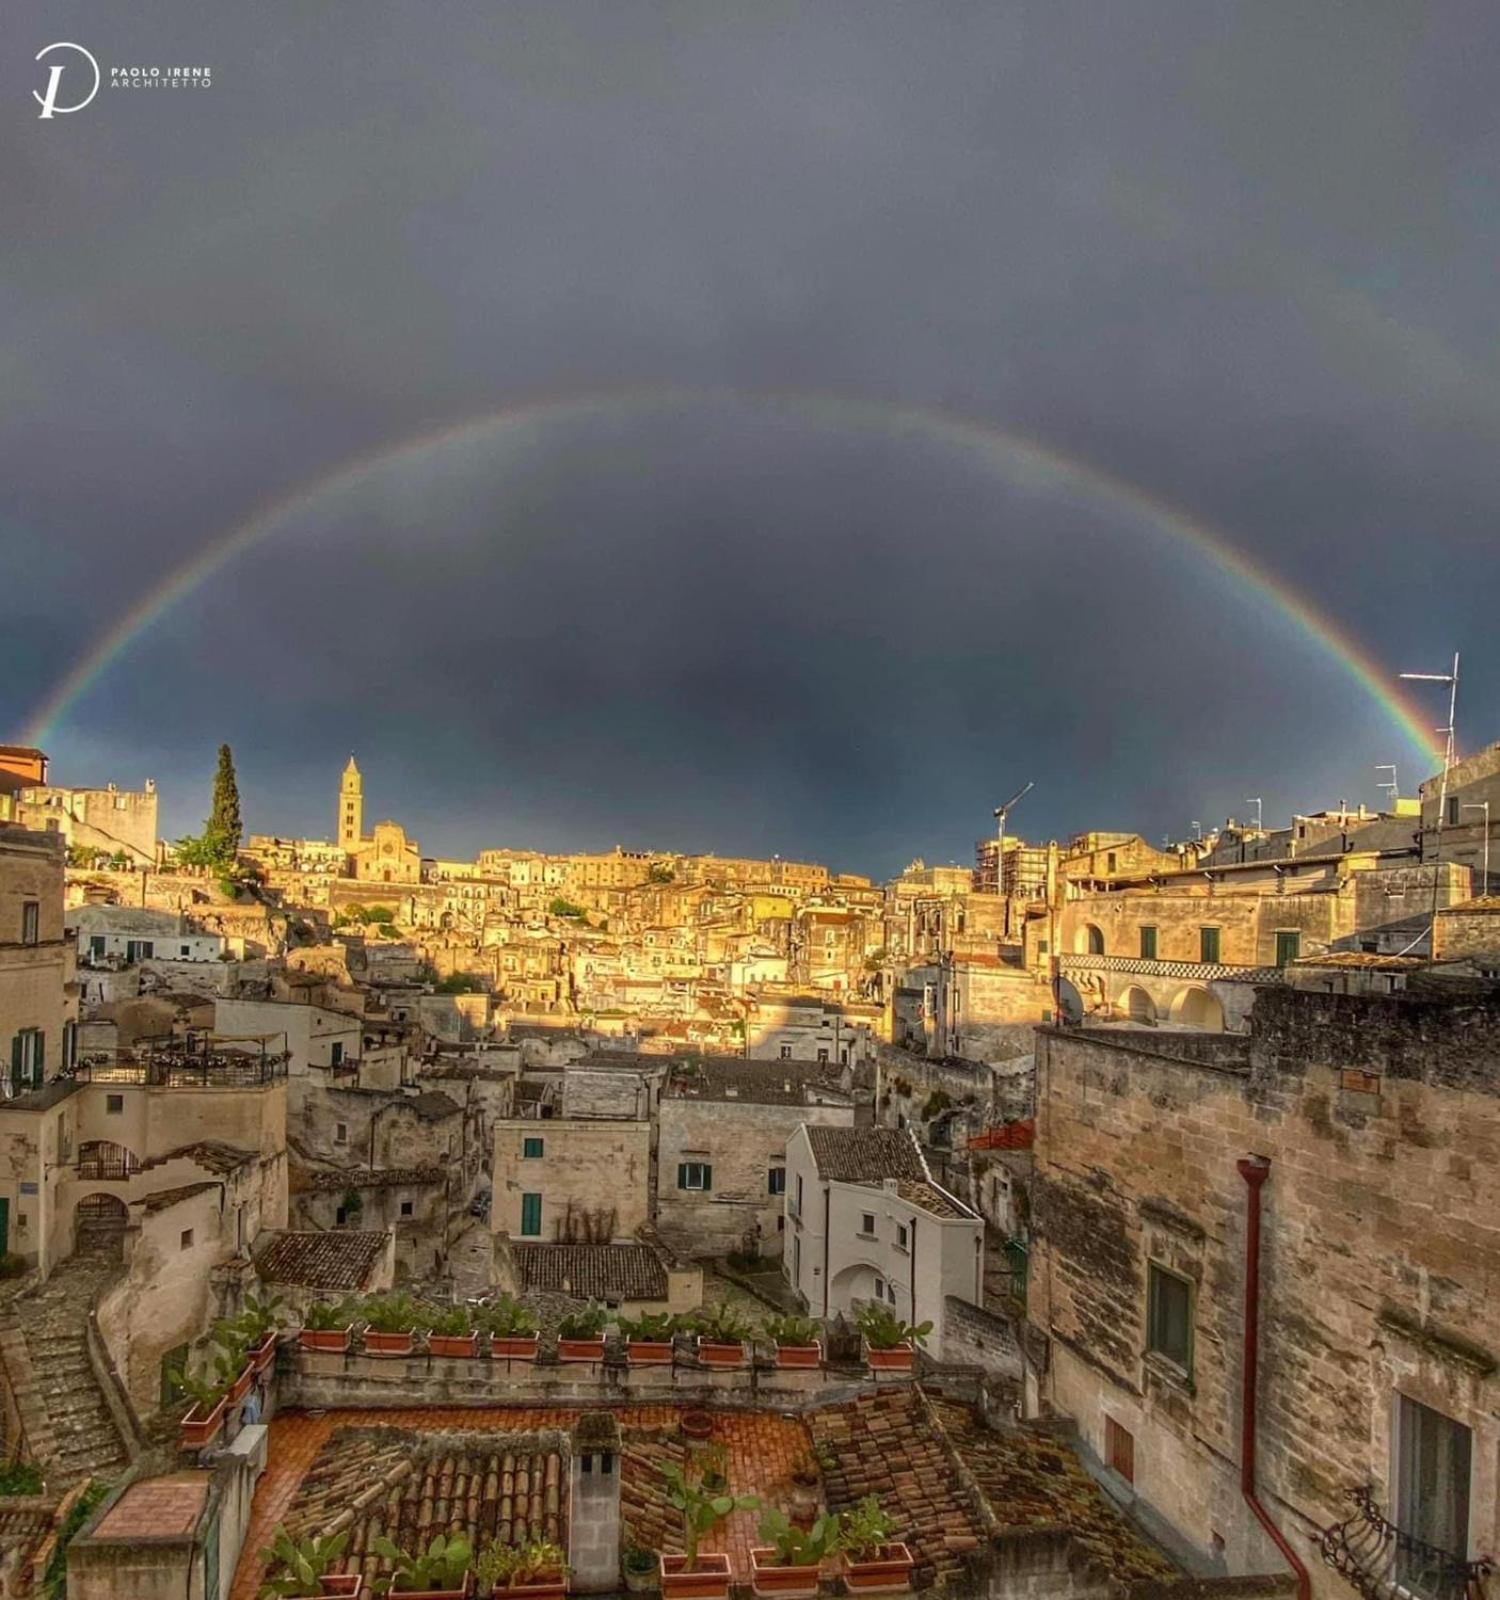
[805,1126,927,1184]
[255,1228,389,1290]
[510,1242,667,1301]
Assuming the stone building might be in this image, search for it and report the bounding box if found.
[7,777,159,868]
[1026,984,1500,1596]
[743,988,879,1064]
[1,823,77,1111]
[1419,737,1500,895]
[783,1125,984,1348]
[491,1114,652,1243]
[654,1058,856,1260]
[68,904,226,966]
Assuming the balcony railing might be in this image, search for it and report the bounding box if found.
[1320,1486,1493,1600]
[1059,952,1287,984]
[69,1049,290,1089]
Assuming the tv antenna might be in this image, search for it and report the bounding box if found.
[1375,765,1399,810]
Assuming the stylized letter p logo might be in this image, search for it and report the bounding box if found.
[34,42,100,118]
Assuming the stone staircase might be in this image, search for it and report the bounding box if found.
[0,1248,132,1485]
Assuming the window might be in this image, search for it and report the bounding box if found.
[794,1174,803,1216]
[816,1048,829,1064]
[522,1136,544,1159]
[1275,931,1301,968]
[520,1193,543,1236]
[859,1212,877,1237]
[179,1229,194,1251]
[779,1045,792,1060]
[1395,1395,1472,1580]
[330,1041,344,1067]
[1105,1417,1135,1484]
[677,1162,712,1191]
[105,1093,124,1114]
[89,935,105,960]
[1139,926,1158,959]
[1107,852,1117,873]
[1147,1264,1193,1374]
[1086,925,1105,955]
[1200,927,1221,964]
[21,902,39,945]
[10,1030,44,1092]
[1446,796,1460,826]
[896,1223,909,1252]
[180,943,191,957]
[400,1200,414,1217]
[1038,939,1049,955]
[767,1166,786,1196]
[62,1021,77,1072]
[334,1122,348,1145]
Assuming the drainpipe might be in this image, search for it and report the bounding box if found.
[1237,1155,1311,1600]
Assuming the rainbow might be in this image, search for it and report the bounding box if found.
[20,386,1439,764]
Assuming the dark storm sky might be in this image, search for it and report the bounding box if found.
[4,3,1499,877]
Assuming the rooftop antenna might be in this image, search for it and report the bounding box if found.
[1398,652,1460,946]
[991,782,1034,895]
[1375,765,1399,810]
[1246,798,1263,833]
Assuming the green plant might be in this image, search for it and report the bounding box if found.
[756,1508,841,1567]
[855,1303,931,1350]
[303,1298,355,1331]
[547,897,586,919]
[424,1303,475,1338]
[474,1539,566,1587]
[660,1461,758,1570]
[258,1527,350,1598]
[618,1311,680,1341]
[340,1187,365,1218]
[690,1303,752,1344]
[761,1314,821,1347]
[234,1290,286,1342]
[435,972,485,993]
[359,1292,424,1334]
[42,1477,108,1599]
[839,1496,901,1561]
[0,1461,44,1495]
[210,1334,249,1385]
[920,1089,952,1120]
[179,1371,229,1413]
[556,1303,607,1340]
[372,1533,473,1594]
[622,1545,656,1576]
[474,1296,537,1338]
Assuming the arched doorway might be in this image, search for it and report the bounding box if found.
[1169,987,1225,1031]
[1075,923,1106,955]
[1120,986,1157,1025]
[74,1193,129,1254]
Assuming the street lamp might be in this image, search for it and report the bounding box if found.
[1462,802,1490,896]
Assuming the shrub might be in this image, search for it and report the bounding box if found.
[855,1303,931,1350]
[760,1313,821,1347]
[258,1528,350,1598]
[617,1311,680,1341]
[423,1304,474,1338]
[303,1298,356,1331]
[371,1533,472,1594]
[473,1296,537,1339]
[359,1292,424,1334]
[556,1303,608,1340]
[839,1496,902,1561]
[473,1539,566,1587]
[0,1461,44,1496]
[757,1508,840,1567]
[689,1303,753,1345]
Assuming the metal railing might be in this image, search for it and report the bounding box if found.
[70,1049,290,1088]
[1320,1485,1493,1600]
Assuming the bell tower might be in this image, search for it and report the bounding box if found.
[338,755,364,851]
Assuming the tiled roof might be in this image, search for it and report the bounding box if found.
[255,1229,389,1290]
[805,1125,927,1184]
[894,1179,976,1221]
[664,1058,853,1106]
[142,1181,220,1214]
[92,1474,208,1540]
[510,1242,667,1301]
[144,1141,257,1175]
[406,1090,462,1121]
[282,1428,566,1581]
[294,1165,445,1193]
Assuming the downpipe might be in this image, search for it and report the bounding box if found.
[1238,1155,1312,1600]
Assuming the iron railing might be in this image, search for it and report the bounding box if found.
[70,1049,289,1088]
[1320,1485,1493,1600]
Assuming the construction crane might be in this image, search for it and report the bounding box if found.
[992,782,1035,895]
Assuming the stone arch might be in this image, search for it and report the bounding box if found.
[1120,986,1157,1025]
[1075,923,1106,955]
[73,1192,129,1254]
[77,1139,140,1180]
[1169,986,1225,1031]
[1056,977,1085,1024]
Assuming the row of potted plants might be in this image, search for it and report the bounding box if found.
[293,1298,929,1373]
[180,1291,285,1449]
[259,1528,568,1599]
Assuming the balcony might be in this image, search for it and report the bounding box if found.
[70,1046,290,1089]
[1319,1486,1493,1600]
[1059,951,1286,985]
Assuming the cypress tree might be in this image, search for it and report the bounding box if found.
[209,744,242,857]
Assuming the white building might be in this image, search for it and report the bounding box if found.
[783,1124,983,1350]
[68,906,225,966]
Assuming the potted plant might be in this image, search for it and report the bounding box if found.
[621,1545,657,1595]
[855,1305,930,1376]
[299,1299,355,1354]
[213,1330,255,1405]
[425,1304,479,1359]
[555,1303,608,1362]
[258,1527,360,1597]
[237,1291,286,1373]
[658,1459,757,1600]
[620,1311,679,1365]
[750,1510,840,1599]
[371,1533,474,1598]
[473,1540,567,1600]
[361,1292,424,1357]
[760,1315,822,1371]
[838,1498,912,1594]
[477,1296,539,1361]
[179,1372,229,1449]
[691,1305,752,1369]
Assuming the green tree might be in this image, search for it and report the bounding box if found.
[435,973,483,994]
[175,828,233,870]
[209,745,243,856]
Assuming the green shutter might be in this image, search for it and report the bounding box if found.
[702,1164,712,1191]
[9,1035,20,1097]
[33,1032,44,1087]
[677,1163,689,1190]
[520,1193,542,1236]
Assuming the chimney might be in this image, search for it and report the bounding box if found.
[568,1413,622,1591]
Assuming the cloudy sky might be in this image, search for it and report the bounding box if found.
[4,2,1498,876]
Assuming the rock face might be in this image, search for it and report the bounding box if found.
[0,1247,131,1484]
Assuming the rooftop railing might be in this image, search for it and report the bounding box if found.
[70,1048,290,1089]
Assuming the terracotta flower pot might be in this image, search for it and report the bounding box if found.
[490,1335,540,1361]
[557,1336,607,1363]
[863,1341,914,1374]
[493,1571,566,1600]
[179,1396,226,1449]
[227,1365,255,1405]
[774,1341,822,1370]
[697,1339,748,1369]
[382,1582,472,1600]
[680,1410,714,1442]
[298,1326,352,1353]
[428,1332,479,1358]
[627,1338,675,1365]
[250,1332,278,1373]
[660,1552,732,1600]
[363,1329,416,1357]
[843,1544,914,1594]
[749,1549,821,1598]
[317,1578,364,1597]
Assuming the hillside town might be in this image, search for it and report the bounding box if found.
[0,740,1495,1600]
